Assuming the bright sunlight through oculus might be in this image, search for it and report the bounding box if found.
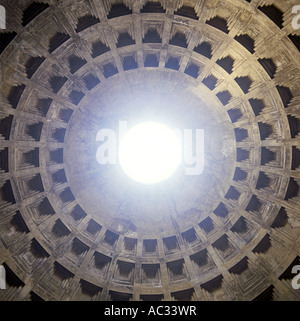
[119,122,182,185]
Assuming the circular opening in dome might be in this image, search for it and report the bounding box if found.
[119,122,182,185]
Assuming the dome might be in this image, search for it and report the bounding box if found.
[0,0,300,301]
